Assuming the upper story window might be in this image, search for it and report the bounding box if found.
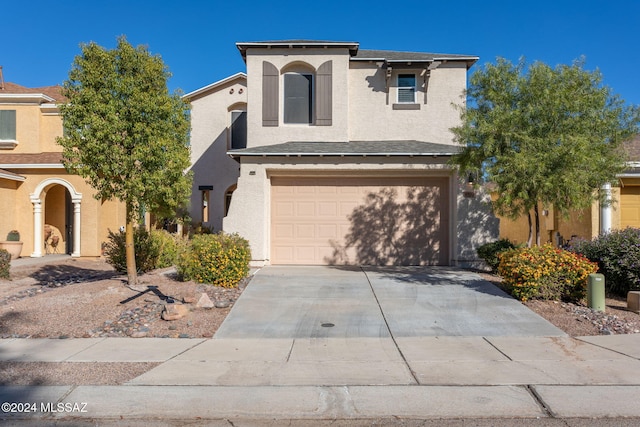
[397,74,416,103]
[0,110,16,140]
[230,110,247,149]
[262,60,332,127]
[284,73,313,124]
[0,110,17,149]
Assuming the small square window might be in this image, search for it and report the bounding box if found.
[397,74,416,103]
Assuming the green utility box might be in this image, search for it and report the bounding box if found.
[587,273,605,312]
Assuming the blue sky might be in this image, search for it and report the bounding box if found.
[3,0,639,105]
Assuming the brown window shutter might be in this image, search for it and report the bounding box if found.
[315,61,332,126]
[262,61,279,126]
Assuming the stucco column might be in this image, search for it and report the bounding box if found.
[72,200,81,257]
[30,197,43,257]
[600,183,612,234]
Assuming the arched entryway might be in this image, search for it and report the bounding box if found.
[30,178,82,257]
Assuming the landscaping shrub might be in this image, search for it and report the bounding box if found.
[177,233,251,288]
[0,248,10,279]
[103,227,161,273]
[498,244,598,301]
[569,228,640,297]
[477,238,518,272]
[151,229,188,269]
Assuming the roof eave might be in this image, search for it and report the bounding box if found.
[183,72,247,100]
[236,41,360,59]
[0,164,65,169]
[228,151,456,158]
[0,171,26,182]
[0,93,56,104]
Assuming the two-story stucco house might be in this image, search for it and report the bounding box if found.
[186,40,498,266]
[0,81,126,258]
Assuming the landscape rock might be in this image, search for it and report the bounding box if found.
[214,300,231,309]
[161,303,190,321]
[183,295,197,304]
[196,293,214,309]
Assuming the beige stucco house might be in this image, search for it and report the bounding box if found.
[0,82,126,258]
[187,40,498,266]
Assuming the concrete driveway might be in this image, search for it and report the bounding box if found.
[215,265,565,338]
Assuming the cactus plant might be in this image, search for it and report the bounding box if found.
[6,230,20,242]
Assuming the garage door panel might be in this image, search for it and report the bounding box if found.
[271,177,449,265]
[274,224,294,239]
[318,202,338,216]
[296,224,315,238]
[274,201,295,217]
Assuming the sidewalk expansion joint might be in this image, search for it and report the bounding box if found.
[63,338,107,362]
[574,337,640,361]
[526,384,557,419]
[360,267,419,385]
[166,339,207,362]
[483,337,513,361]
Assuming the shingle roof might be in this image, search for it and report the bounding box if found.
[0,152,64,166]
[235,40,478,68]
[228,140,461,157]
[0,82,65,102]
[353,49,478,63]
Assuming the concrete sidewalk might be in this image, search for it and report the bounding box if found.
[1,335,640,423]
[1,266,640,424]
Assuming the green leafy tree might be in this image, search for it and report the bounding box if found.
[452,58,639,246]
[57,36,191,286]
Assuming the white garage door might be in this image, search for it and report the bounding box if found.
[271,176,449,265]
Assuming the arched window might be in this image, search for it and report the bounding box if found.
[261,60,332,127]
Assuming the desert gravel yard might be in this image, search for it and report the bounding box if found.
[0,257,244,339]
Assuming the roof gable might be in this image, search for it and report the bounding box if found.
[0,82,65,103]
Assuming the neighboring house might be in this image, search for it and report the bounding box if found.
[496,135,640,245]
[0,81,126,258]
[187,40,498,266]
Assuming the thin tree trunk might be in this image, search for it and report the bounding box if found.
[527,211,533,248]
[534,204,541,246]
[125,202,138,286]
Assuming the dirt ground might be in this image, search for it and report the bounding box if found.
[0,257,244,339]
[478,273,640,336]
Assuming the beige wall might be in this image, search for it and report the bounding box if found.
[243,49,467,148]
[245,47,352,146]
[493,186,637,246]
[348,62,467,144]
[0,92,129,258]
[187,76,246,230]
[0,181,19,241]
[3,170,125,257]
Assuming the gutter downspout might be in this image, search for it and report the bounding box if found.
[600,183,612,234]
